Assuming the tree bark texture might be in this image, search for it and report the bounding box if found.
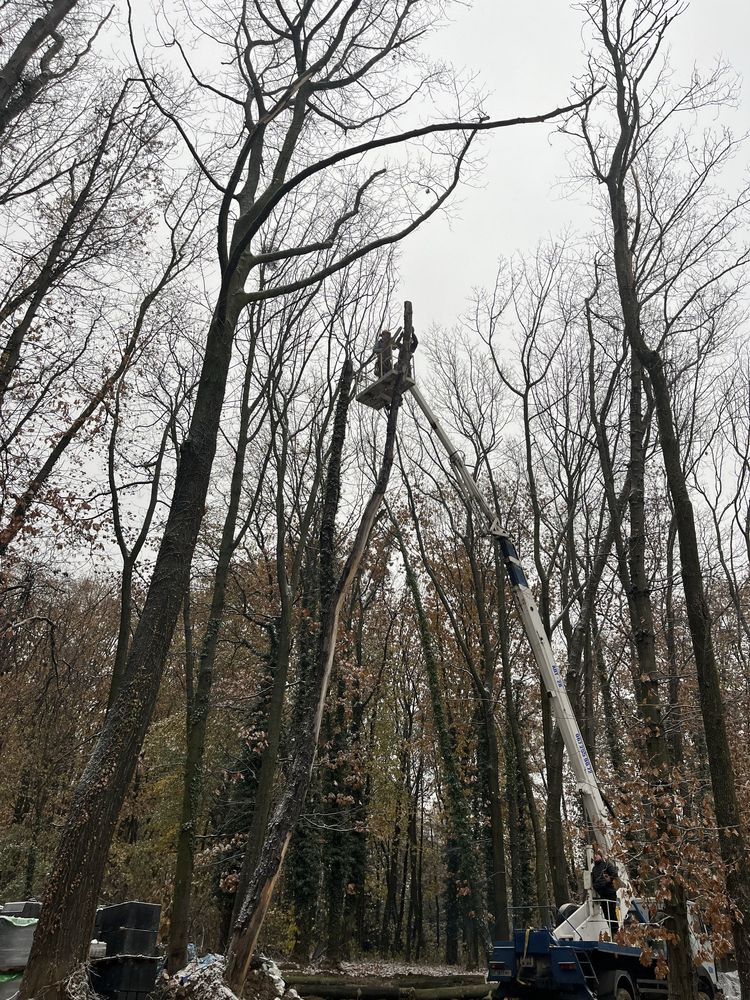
[0,0,80,133]
[465,540,509,938]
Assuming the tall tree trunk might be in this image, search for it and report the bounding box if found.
[581,628,595,770]
[587,7,750,985]
[592,615,623,772]
[503,724,523,913]
[224,328,410,995]
[20,278,247,1000]
[544,734,570,908]
[340,636,370,958]
[444,839,459,966]
[589,282,695,992]
[394,824,410,954]
[586,101,724,1000]
[380,813,401,954]
[545,500,623,904]
[405,768,422,961]
[664,519,686,771]
[324,673,354,963]
[636,338,750,995]
[516,392,568,911]
[626,350,694,999]
[391,523,488,950]
[465,539,509,939]
[287,779,323,962]
[493,551,548,922]
[481,714,508,939]
[167,337,259,974]
[229,608,295,915]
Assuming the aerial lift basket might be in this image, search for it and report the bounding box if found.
[356,368,415,410]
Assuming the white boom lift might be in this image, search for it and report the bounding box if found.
[357,329,629,941]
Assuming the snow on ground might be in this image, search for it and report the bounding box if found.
[162,954,237,1000]
[719,971,740,1000]
[162,954,303,1000]
[262,958,299,999]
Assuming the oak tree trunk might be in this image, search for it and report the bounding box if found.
[166,341,259,974]
[20,284,245,1000]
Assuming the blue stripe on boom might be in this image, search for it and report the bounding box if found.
[507,563,527,587]
[500,538,519,561]
[498,537,528,586]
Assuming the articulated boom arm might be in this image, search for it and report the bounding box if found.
[409,384,613,853]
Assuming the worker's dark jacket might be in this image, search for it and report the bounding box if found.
[592,858,618,899]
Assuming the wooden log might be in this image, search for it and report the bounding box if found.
[282,975,486,988]
[411,987,491,1000]
[294,987,400,999]
[289,982,491,1000]
[399,981,485,989]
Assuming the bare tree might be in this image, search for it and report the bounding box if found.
[476,246,593,907]
[568,1,750,992]
[0,185,200,558]
[168,256,393,972]
[19,1,592,989]
[0,74,195,558]
[224,318,413,992]
[104,290,201,712]
[393,337,513,938]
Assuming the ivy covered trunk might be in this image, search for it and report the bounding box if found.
[225,324,411,994]
[394,525,488,956]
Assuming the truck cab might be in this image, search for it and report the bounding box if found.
[488,918,722,1000]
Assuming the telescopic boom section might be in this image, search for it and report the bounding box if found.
[408,383,613,853]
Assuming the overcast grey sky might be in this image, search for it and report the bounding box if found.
[401,0,750,332]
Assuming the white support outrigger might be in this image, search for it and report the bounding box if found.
[357,328,629,941]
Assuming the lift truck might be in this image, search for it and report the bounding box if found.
[358,317,722,1000]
